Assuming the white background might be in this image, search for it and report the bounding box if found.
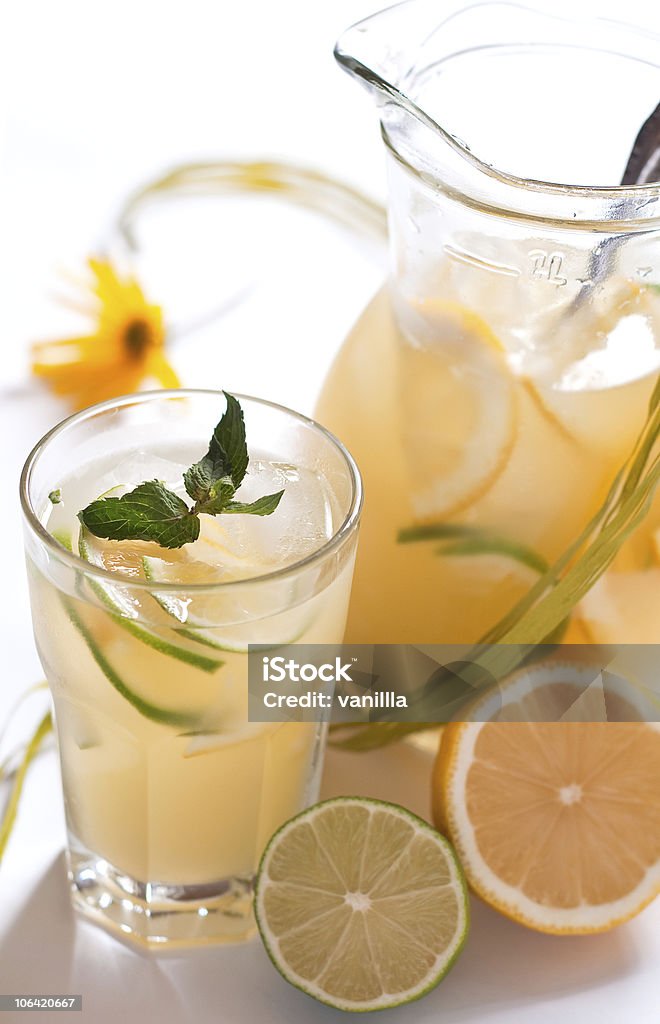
[0,1,659,1022]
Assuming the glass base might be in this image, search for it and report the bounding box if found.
[68,846,257,948]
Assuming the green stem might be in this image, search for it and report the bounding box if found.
[338,377,659,752]
[0,713,53,865]
[398,524,549,576]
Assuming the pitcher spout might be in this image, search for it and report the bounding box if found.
[335,0,660,223]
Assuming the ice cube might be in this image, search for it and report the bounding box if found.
[195,458,335,575]
[103,451,190,492]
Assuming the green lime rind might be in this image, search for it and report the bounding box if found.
[142,556,307,655]
[254,796,470,1014]
[141,556,249,653]
[52,529,205,726]
[51,528,74,552]
[398,522,549,576]
[78,530,223,674]
[60,594,200,728]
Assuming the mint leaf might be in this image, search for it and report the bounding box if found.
[78,481,200,549]
[77,395,285,552]
[216,392,249,487]
[183,392,248,502]
[223,490,285,516]
[194,476,236,516]
[48,488,62,504]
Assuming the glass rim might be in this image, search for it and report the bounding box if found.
[20,389,363,593]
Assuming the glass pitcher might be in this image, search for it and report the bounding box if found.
[316,0,660,646]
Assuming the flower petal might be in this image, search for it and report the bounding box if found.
[144,350,180,389]
[68,368,145,410]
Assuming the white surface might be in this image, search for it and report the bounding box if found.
[1,743,659,1024]
[1,0,659,1021]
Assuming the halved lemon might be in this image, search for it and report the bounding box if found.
[398,299,517,520]
[434,721,660,933]
[455,656,658,724]
[255,797,469,1012]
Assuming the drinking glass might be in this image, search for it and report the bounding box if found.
[21,390,362,947]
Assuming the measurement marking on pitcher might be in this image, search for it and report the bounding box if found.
[443,243,520,278]
[528,249,568,286]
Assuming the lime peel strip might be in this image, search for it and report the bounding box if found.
[60,594,200,728]
[398,523,548,576]
[52,530,205,727]
[141,556,249,654]
[78,530,223,673]
[141,556,312,654]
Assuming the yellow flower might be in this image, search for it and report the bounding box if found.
[31,258,179,410]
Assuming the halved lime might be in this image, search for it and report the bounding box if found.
[255,797,469,1012]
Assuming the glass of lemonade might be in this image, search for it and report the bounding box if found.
[20,390,362,947]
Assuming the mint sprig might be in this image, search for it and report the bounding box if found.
[183,392,248,502]
[79,481,201,547]
[78,392,284,549]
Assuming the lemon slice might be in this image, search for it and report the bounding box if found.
[578,569,660,644]
[434,721,660,934]
[524,282,660,458]
[255,797,468,1012]
[398,300,516,520]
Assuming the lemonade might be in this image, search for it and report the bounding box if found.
[21,392,361,946]
[317,285,659,645]
[317,0,660,649]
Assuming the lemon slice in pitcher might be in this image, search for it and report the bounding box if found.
[578,569,660,645]
[255,797,469,1012]
[399,300,516,520]
[524,280,660,458]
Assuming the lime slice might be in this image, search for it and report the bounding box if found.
[399,300,516,520]
[61,595,202,727]
[141,554,248,653]
[78,529,223,673]
[50,532,201,727]
[142,542,310,653]
[255,797,469,1012]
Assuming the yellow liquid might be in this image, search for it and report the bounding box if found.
[30,562,352,885]
[317,288,658,644]
[29,450,356,943]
